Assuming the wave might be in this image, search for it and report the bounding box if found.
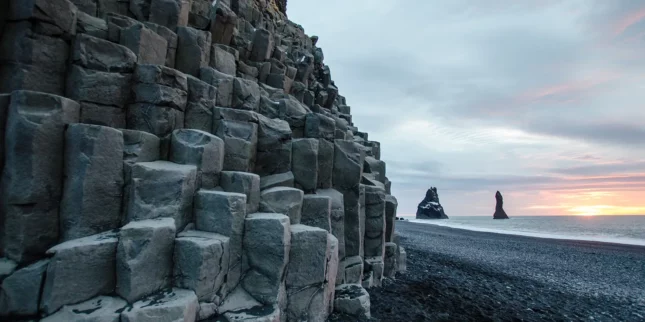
[409,219,645,247]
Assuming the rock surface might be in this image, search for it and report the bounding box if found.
[494,191,510,219]
[416,187,449,219]
[0,1,403,320]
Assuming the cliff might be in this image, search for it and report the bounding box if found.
[0,0,403,321]
[416,187,449,219]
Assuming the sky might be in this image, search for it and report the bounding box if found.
[287,0,645,217]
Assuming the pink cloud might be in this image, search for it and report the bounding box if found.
[515,71,621,104]
[613,7,645,36]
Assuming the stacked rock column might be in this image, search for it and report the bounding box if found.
[0,0,405,321]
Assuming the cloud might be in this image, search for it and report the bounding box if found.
[287,0,645,216]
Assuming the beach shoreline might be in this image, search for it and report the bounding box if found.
[408,218,645,248]
[337,221,645,322]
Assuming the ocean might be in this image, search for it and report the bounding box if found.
[409,215,645,246]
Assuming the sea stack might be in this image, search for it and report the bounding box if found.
[416,187,449,219]
[493,191,510,219]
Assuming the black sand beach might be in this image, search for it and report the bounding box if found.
[333,221,645,322]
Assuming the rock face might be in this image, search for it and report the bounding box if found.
[493,191,510,219]
[0,0,403,321]
[416,187,449,219]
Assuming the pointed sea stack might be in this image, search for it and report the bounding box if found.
[416,187,449,219]
[493,191,509,219]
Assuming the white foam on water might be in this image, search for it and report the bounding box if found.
[409,218,645,247]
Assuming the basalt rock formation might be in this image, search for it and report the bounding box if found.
[416,187,449,219]
[0,1,404,321]
[493,191,509,219]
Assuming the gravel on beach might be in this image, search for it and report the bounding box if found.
[330,221,645,322]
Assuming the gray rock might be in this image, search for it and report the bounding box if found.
[69,0,98,16]
[0,259,48,316]
[385,195,398,242]
[72,33,137,73]
[41,296,127,322]
[286,225,330,288]
[342,186,364,259]
[188,0,211,29]
[260,187,304,225]
[125,161,197,230]
[332,140,365,191]
[233,77,261,111]
[250,28,273,61]
[130,0,152,21]
[144,22,178,68]
[76,11,108,39]
[220,171,260,214]
[9,0,78,37]
[260,172,295,191]
[176,26,211,77]
[170,129,224,189]
[121,129,161,164]
[185,76,217,131]
[211,44,237,76]
[215,120,258,172]
[242,213,291,305]
[135,64,188,91]
[41,231,119,314]
[361,271,373,289]
[194,190,246,289]
[0,22,69,95]
[333,284,370,319]
[364,186,386,258]
[0,258,17,282]
[120,288,198,322]
[301,195,332,232]
[210,0,237,45]
[316,189,345,260]
[218,285,262,314]
[383,242,398,279]
[185,101,213,132]
[365,257,384,287]
[126,103,184,141]
[60,124,124,241]
[341,256,363,285]
[286,226,337,322]
[291,138,319,192]
[223,305,282,322]
[174,230,230,302]
[364,156,386,183]
[305,112,336,140]
[66,65,133,108]
[398,246,407,273]
[1,91,80,263]
[116,218,176,303]
[106,13,143,43]
[317,139,334,189]
[256,116,292,176]
[121,24,168,65]
[149,0,191,31]
[98,0,131,19]
[325,234,340,308]
[200,67,234,107]
[78,102,126,128]
[0,94,8,173]
[132,82,188,111]
[198,302,218,320]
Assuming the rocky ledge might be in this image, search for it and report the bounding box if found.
[416,187,448,219]
[493,191,509,219]
[0,0,405,321]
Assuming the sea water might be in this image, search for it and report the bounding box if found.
[410,215,645,246]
